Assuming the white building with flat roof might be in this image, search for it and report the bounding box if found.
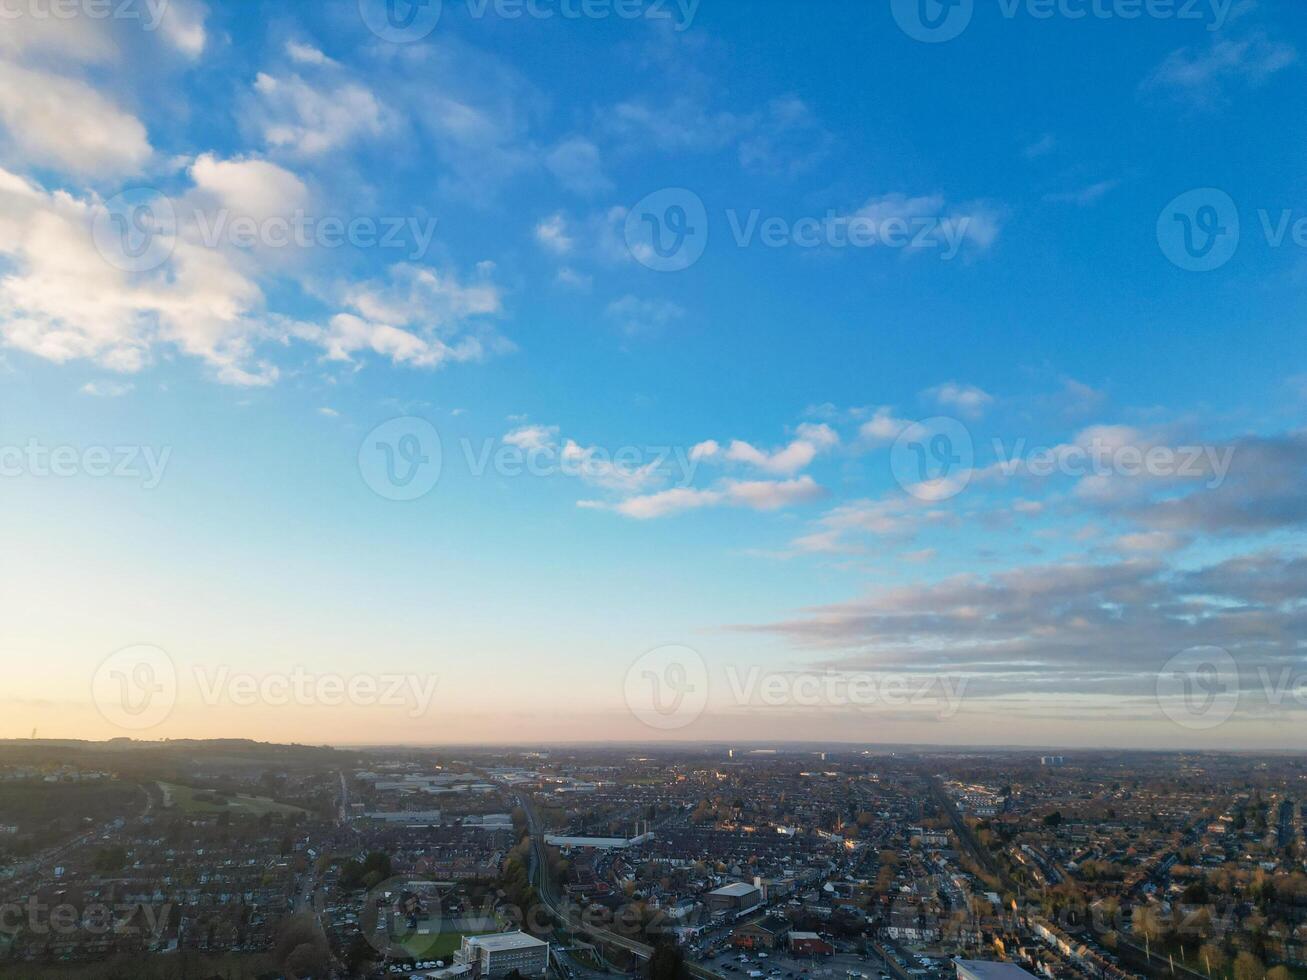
[456,931,549,978]
[955,960,1040,980]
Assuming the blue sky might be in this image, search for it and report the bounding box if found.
[0,0,1305,747]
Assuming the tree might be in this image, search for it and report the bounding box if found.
[93,845,128,873]
[648,942,691,980]
[1232,951,1264,980]
[274,914,331,980]
[1198,943,1227,978]
[1132,905,1167,945]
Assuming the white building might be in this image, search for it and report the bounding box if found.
[955,960,1040,980]
[456,931,549,978]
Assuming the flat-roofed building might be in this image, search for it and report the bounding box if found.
[456,931,549,978]
[955,960,1040,980]
[707,881,763,914]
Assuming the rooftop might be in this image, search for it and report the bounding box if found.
[465,932,549,953]
[710,882,761,897]
[955,961,1040,980]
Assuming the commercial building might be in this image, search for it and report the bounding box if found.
[732,916,787,949]
[955,960,1040,980]
[361,809,442,824]
[544,831,653,850]
[707,881,763,914]
[456,931,549,978]
[787,931,834,956]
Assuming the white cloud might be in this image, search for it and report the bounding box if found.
[1142,31,1295,108]
[555,267,591,291]
[601,476,823,520]
[157,0,208,59]
[303,263,504,370]
[788,494,957,555]
[0,60,151,176]
[726,476,824,511]
[736,96,832,177]
[858,407,910,445]
[924,381,993,418]
[720,423,838,476]
[534,213,573,255]
[80,380,134,397]
[846,193,1002,254]
[1022,133,1056,159]
[1115,531,1189,554]
[189,154,309,219]
[1043,179,1121,207]
[544,137,611,195]
[285,41,334,67]
[602,96,741,155]
[901,548,937,564]
[604,295,685,336]
[560,439,661,493]
[252,71,387,156]
[504,424,558,451]
[0,167,276,383]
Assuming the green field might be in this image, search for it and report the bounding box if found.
[157,781,307,816]
[395,929,499,960]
